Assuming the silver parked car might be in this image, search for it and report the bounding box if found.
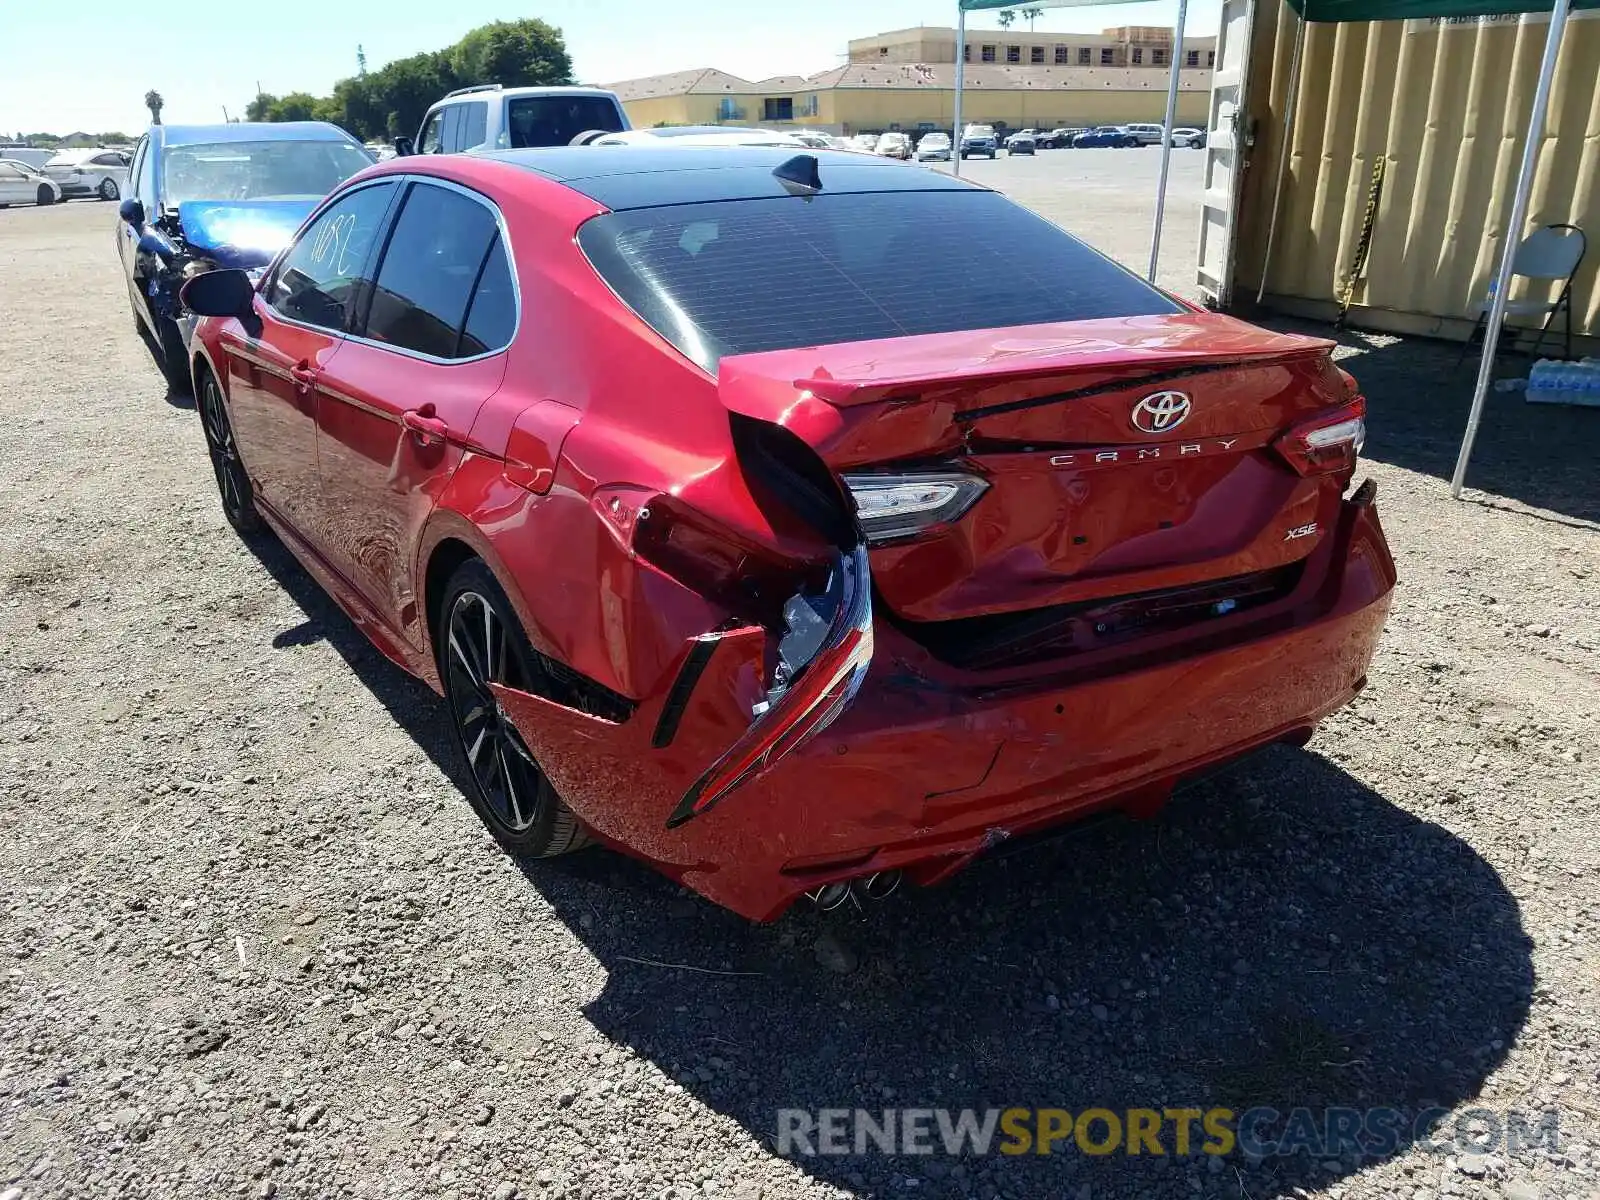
[0,159,63,206]
[43,148,130,200]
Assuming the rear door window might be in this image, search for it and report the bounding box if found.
[361,182,504,359]
[441,106,464,153]
[504,96,624,148]
[578,190,1180,374]
[459,102,488,151]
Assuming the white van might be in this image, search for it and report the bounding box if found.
[408,85,631,155]
[1123,123,1166,146]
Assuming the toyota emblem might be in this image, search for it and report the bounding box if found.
[1131,390,1193,433]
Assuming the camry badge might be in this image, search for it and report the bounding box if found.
[1131,390,1193,433]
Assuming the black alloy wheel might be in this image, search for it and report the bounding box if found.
[196,369,262,535]
[439,560,591,858]
[36,184,53,206]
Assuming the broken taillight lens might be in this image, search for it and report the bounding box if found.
[1273,398,1367,482]
[627,494,825,619]
[665,546,874,828]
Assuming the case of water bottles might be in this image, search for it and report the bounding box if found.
[1523,358,1600,408]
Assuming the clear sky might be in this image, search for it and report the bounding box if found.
[0,0,1222,136]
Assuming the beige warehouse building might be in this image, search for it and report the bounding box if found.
[608,25,1217,136]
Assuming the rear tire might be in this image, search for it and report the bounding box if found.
[36,185,53,207]
[437,559,593,859]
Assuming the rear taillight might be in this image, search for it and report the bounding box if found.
[1274,398,1366,481]
[625,493,823,619]
[842,470,989,543]
[666,546,873,827]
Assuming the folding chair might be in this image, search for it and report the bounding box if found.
[1456,222,1587,366]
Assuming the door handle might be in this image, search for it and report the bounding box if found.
[401,407,449,446]
[289,361,317,392]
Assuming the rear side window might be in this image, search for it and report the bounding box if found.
[503,96,624,148]
[363,182,506,359]
[578,190,1180,374]
[459,236,517,356]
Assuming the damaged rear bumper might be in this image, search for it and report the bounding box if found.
[493,489,1396,921]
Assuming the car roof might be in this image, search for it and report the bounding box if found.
[155,122,359,149]
[434,85,618,105]
[480,145,984,211]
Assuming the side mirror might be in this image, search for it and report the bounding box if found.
[181,268,256,319]
[119,196,145,230]
[392,135,415,157]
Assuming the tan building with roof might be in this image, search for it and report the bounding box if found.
[606,25,1215,136]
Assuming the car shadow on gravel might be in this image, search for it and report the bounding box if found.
[238,476,1534,1200]
[135,323,195,410]
[1260,316,1600,524]
[520,747,1533,1200]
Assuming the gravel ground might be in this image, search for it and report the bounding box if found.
[2,176,1598,1200]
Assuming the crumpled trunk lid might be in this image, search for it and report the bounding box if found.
[717,313,1352,625]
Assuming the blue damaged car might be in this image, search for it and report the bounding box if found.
[115,122,373,394]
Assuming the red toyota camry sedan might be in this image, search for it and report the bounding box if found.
[181,146,1395,920]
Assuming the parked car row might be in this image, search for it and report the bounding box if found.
[108,93,1393,924]
[0,148,131,207]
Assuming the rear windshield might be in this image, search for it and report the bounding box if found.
[501,96,625,148]
[578,189,1180,374]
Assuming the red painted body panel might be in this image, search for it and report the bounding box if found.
[188,152,1397,921]
[494,491,1394,919]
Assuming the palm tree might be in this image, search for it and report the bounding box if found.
[997,8,1015,30]
[1022,6,1044,29]
[144,90,164,126]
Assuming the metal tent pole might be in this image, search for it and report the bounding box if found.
[1258,8,1307,305]
[954,5,967,178]
[1450,0,1572,499]
[1147,0,1190,281]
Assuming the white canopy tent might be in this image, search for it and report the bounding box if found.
[952,0,1191,283]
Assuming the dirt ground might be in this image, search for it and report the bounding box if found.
[2,169,1598,1200]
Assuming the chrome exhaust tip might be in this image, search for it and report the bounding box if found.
[860,870,902,901]
[807,882,853,911]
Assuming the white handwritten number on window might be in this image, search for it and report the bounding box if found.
[308,213,362,277]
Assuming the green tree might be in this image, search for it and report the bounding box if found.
[144,90,164,125]
[449,18,572,88]
[1022,6,1043,29]
[996,9,1015,30]
[243,18,573,141]
[267,92,321,122]
[368,50,457,141]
